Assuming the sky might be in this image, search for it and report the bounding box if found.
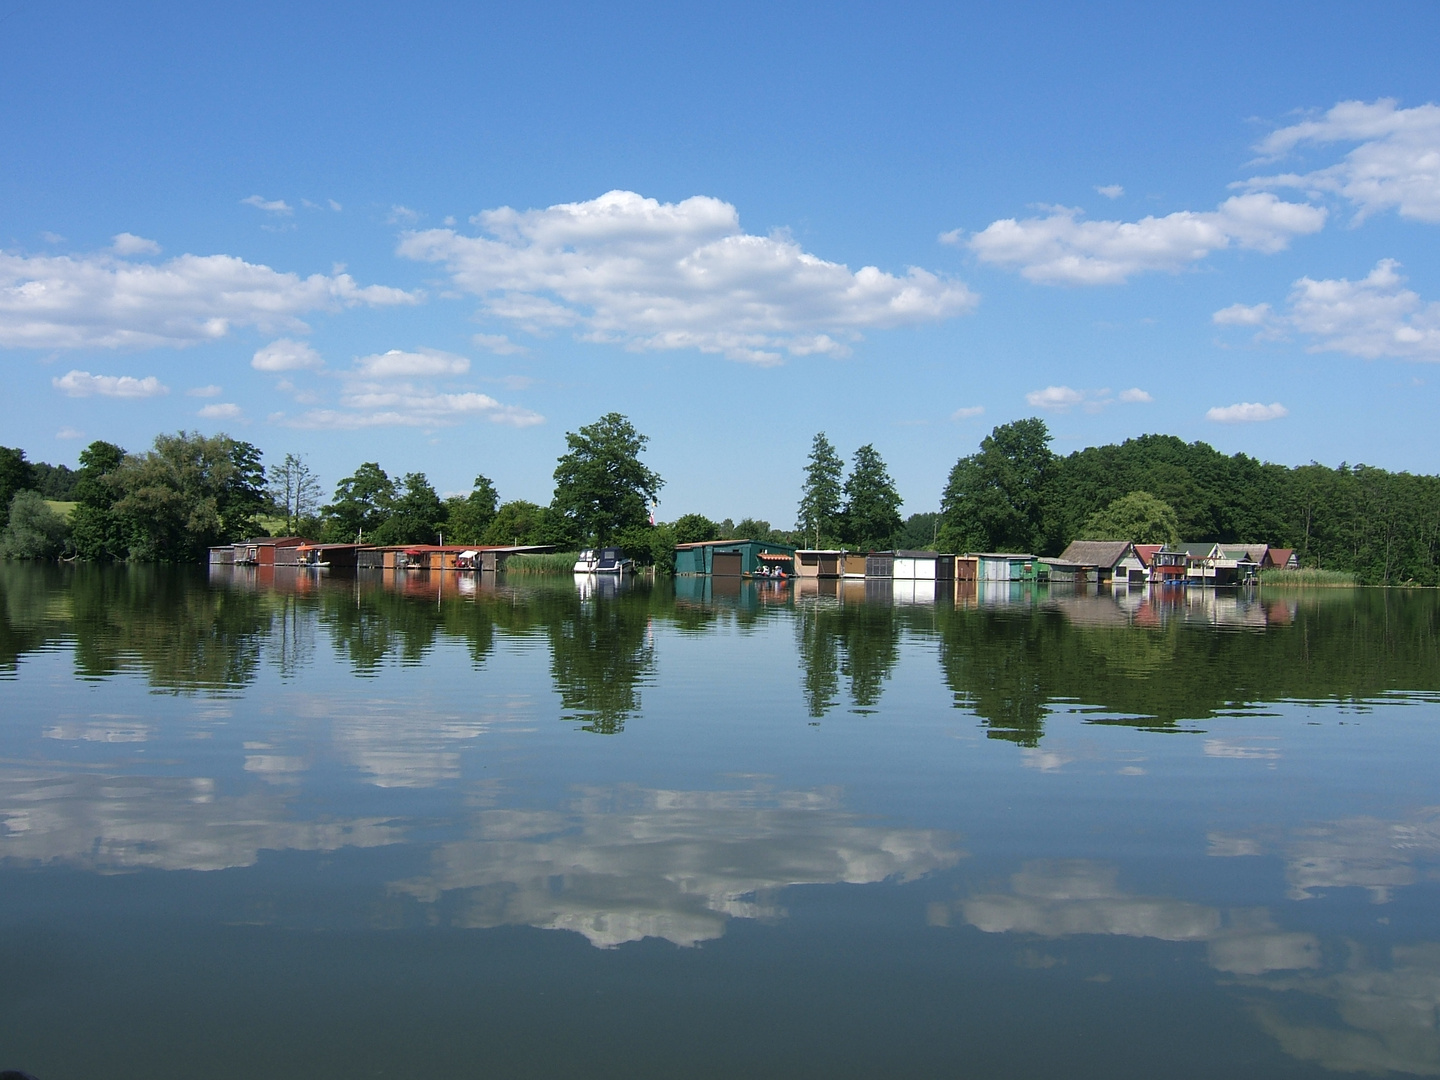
[4,1,1440,524]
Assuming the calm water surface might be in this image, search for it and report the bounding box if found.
[2,564,1440,1078]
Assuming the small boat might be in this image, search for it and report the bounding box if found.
[574,547,634,575]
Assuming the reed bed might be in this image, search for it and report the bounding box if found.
[1260,567,1358,586]
[502,551,581,575]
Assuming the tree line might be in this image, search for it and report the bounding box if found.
[4,413,1439,584]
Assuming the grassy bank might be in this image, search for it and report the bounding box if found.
[502,551,581,575]
[1261,567,1358,587]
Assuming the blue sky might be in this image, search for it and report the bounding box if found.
[4,2,1439,523]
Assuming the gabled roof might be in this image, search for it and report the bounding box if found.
[1181,543,1220,558]
[1266,547,1296,568]
[1133,543,1163,567]
[1057,540,1134,569]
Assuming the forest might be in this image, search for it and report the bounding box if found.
[2,413,1437,585]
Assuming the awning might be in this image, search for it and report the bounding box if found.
[757,552,793,561]
[458,550,479,559]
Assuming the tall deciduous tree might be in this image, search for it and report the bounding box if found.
[939,418,1054,554]
[0,490,70,559]
[110,432,268,561]
[842,444,902,551]
[68,440,127,561]
[551,413,662,545]
[322,462,395,542]
[267,452,324,536]
[1081,490,1181,545]
[372,472,445,545]
[444,474,500,544]
[0,447,35,530]
[797,432,844,548]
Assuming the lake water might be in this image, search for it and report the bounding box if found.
[3,564,1440,1079]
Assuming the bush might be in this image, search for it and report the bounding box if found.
[1,490,71,559]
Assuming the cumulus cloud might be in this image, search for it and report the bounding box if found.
[111,232,161,256]
[1213,302,1273,327]
[252,338,324,371]
[1095,184,1124,199]
[241,195,293,215]
[1206,401,1289,423]
[56,427,84,439]
[1244,99,1440,223]
[472,332,528,355]
[353,348,469,378]
[279,345,539,429]
[197,402,242,419]
[52,370,168,398]
[951,405,984,420]
[1214,260,1440,360]
[284,392,543,430]
[1024,385,1147,412]
[0,247,419,349]
[398,189,977,365]
[186,384,223,397]
[961,193,1326,285]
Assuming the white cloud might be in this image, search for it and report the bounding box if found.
[52,370,168,398]
[1213,302,1273,327]
[353,348,469,378]
[252,338,324,372]
[1096,184,1124,199]
[111,232,161,256]
[1244,99,1440,223]
[186,384,223,397]
[1118,387,1153,403]
[472,332,528,355]
[1025,385,1105,412]
[286,388,544,430]
[387,205,421,225]
[56,427,84,439]
[398,189,977,365]
[962,193,1326,285]
[0,248,419,349]
[197,402,242,419]
[329,199,342,212]
[951,405,984,420]
[1215,260,1440,360]
[241,195,293,215]
[1206,401,1289,423]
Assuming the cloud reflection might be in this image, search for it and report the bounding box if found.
[954,860,1319,977]
[0,769,403,872]
[394,783,963,948]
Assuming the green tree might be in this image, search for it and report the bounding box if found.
[939,418,1054,554]
[1080,490,1181,544]
[371,472,445,545]
[267,452,324,536]
[110,432,268,561]
[321,462,396,543]
[898,511,941,551]
[551,412,663,544]
[671,513,718,545]
[735,517,779,543]
[841,444,902,551]
[0,490,70,559]
[444,474,500,544]
[796,432,845,548]
[0,447,35,530]
[68,440,127,561]
[483,500,550,546]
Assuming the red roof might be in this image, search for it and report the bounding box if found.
[1133,544,1162,567]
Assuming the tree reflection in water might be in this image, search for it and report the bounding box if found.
[3,567,1439,744]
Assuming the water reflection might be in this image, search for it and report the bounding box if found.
[4,566,1438,742]
[396,783,961,948]
[0,766,403,872]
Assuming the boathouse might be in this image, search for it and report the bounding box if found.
[674,539,797,576]
[972,553,1042,582]
[1056,540,1138,583]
